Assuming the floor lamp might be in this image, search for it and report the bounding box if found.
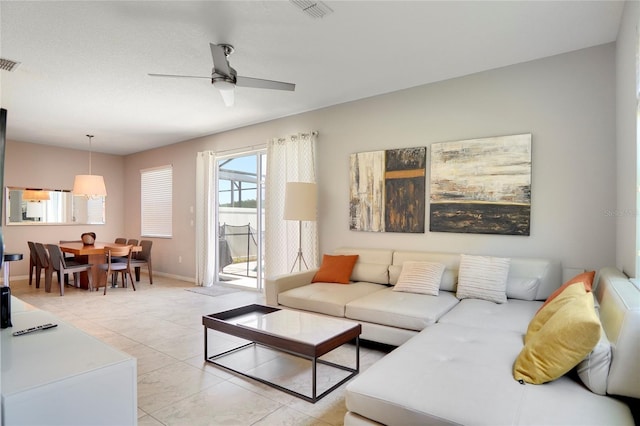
[283,182,317,272]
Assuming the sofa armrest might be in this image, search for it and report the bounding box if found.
[594,266,640,399]
[264,269,318,306]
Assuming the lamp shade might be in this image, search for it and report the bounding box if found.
[26,202,44,218]
[72,175,107,197]
[22,189,50,201]
[283,182,317,221]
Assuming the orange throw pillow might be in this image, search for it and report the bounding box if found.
[312,254,359,284]
[537,271,595,313]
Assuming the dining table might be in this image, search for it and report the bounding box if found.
[59,242,141,290]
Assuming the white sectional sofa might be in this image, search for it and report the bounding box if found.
[265,247,639,425]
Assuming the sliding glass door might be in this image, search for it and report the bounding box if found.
[215,150,266,290]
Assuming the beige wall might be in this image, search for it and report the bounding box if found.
[3,140,125,277]
[3,41,627,282]
[123,43,618,280]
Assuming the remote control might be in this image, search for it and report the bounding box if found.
[12,323,58,336]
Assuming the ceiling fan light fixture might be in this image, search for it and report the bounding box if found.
[213,78,236,106]
[218,87,235,107]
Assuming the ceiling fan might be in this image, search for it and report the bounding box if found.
[149,43,295,107]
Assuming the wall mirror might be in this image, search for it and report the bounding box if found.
[5,186,106,225]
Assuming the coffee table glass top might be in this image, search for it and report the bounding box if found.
[228,309,359,345]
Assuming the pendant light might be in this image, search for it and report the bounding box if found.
[72,134,107,197]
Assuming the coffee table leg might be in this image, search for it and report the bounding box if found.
[312,357,317,400]
[204,327,208,361]
[356,337,360,372]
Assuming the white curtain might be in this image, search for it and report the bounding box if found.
[195,151,217,286]
[265,132,318,278]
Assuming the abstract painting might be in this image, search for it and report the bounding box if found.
[350,147,426,233]
[430,134,531,236]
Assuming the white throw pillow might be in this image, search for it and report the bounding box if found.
[576,321,611,395]
[393,261,445,296]
[456,254,510,304]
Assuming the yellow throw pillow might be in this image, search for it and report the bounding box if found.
[524,282,587,343]
[537,271,595,312]
[513,292,601,385]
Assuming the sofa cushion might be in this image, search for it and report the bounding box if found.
[392,261,444,296]
[346,324,527,426]
[312,254,359,284]
[438,298,542,334]
[345,323,633,426]
[514,292,601,384]
[350,263,389,285]
[345,288,459,331]
[456,254,510,304]
[506,277,539,301]
[278,282,386,317]
[334,247,393,284]
[506,257,562,301]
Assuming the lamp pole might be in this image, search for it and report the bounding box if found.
[291,220,309,273]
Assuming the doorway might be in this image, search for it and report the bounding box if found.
[215,151,266,290]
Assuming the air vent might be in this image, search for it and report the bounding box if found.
[0,58,20,72]
[290,0,334,18]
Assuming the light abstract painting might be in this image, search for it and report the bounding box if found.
[429,134,531,236]
[350,147,426,233]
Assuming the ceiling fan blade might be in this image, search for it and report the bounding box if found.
[236,76,295,91]
[148,73,210,79]
[210,43,232,77]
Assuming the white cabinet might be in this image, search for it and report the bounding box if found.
[1,303,137,425]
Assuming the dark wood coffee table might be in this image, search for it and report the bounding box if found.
[202,304,361,403]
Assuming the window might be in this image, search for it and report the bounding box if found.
[141,165,172,237]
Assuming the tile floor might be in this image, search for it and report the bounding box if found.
[9,275,388,426]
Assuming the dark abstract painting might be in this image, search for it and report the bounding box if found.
[429,134,532,236]
[350,147,426,233]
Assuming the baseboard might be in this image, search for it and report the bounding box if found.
[3,271,196,285]
[151,271,195,283]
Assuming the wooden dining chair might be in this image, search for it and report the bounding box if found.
[33,242,55,292]
[98,245,135,295]
[131,240,153,284]
[46,244,94,295]
[111,239,138,285]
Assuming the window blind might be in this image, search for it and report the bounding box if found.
[141,165,172,237]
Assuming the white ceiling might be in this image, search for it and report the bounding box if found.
[0,1,625,155]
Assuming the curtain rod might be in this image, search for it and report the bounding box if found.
[212,131,319,156]
[274,131,319,143]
